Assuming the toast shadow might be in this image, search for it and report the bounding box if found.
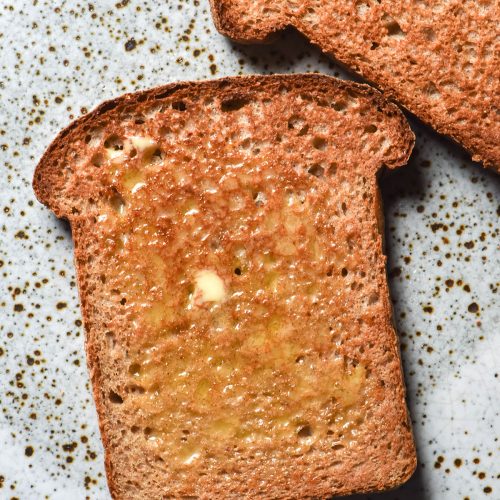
[228,28,352,79]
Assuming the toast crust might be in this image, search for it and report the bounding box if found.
[34,75,416,499]
[209,1,500,171]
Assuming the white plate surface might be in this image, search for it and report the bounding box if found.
[0,1,498,498]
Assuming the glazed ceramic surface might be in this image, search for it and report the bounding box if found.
[0,1,498,498]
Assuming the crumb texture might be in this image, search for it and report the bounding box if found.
[210,0,500,170]
[33,75,416,499]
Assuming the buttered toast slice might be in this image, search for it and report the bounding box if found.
[34,75,416,499]
[210,1,500,170]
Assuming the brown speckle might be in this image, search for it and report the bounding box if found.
[125,38,137,51]
[467,302,479,313]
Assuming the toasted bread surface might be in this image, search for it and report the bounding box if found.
[210,1,500,170]
[34,75,416,499]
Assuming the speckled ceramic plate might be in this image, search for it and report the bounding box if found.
[0,1,498,499]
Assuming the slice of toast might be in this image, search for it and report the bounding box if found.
[209,1,500,170]
[33,75,416,499]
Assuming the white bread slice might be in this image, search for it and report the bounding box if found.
[33,75,416,499]
[210,1,500,170]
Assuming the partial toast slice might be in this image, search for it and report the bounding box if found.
[210,1,500,170]
[34,75,416,499]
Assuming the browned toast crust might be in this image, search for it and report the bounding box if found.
[34,75,416,499]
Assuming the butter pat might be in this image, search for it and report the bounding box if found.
[194,270,226,303]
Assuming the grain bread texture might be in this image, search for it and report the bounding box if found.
[210,0,500,170]
[33,74,416,499]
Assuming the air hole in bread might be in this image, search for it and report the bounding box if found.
[312,136,327,150]
[221,97,250,112]
[312,137,327,151]
[142,148,163,167]
[326,266,333,277]
[234,267,242,276]
[98,101,118,114]
[84,134,92,144]
[341,202,347,214]
[130,425,140,434]
[154,88,175,100]
[332,101,347,112]
[370,41,379,50]
[240,138,251,149]
[382,14,405,38]
[105,331,115,348]
[368,292,380,304]
[341,268,348,277]
[295,355,305,364]
[425,82,441,99]
[109,390,124,404]
[422,27,436,42]
[129,363,141,376]
[298,124,309,136]
[297,425,313,438]
[307,164,324,178]
[91,153,105,167]
[134,117,145,125]
[104,135,124,151]
[172,101,187,111]
[109,189,126,214]
[365,124,378,133]
[144,427,153,437]
[128,384,145,395]
[253,191,266,206]
[120,297,127,305]
[332,443,345,450]
[159,126,171,137]
[287,115,301,129]
[328,162,338,176]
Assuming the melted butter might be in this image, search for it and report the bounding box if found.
[98,140,370,468]
[122,169,146,193]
